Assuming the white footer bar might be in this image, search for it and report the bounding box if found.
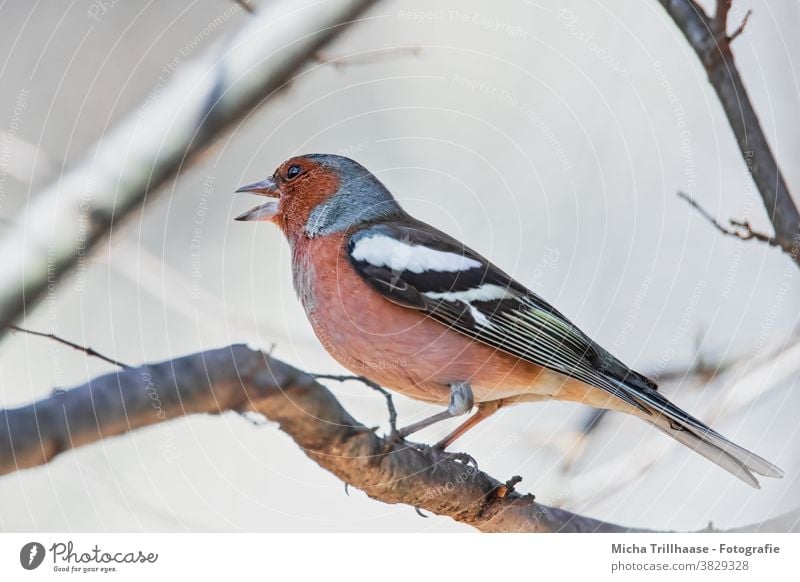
[1,532,797,581]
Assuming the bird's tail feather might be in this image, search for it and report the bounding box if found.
[613,380,783,488]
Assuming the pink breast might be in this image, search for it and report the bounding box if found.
[290,236,550,401]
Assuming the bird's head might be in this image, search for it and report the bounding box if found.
[235,154,401,241]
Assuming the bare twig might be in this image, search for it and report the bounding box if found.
[5,324,130,369]
[727,218,781,245]
[312,373,398,433]
[678,191,781,246]
[728,9,752,42]
[0,0,378,334]
[0,345,795,533]
[658,0,800,267]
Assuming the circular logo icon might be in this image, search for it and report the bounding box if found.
[20,542,45,570]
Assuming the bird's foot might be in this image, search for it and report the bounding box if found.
[426,444,479,471]
[376,426,409,456]
[379,435,479,474]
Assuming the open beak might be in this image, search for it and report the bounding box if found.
[234,177,279,222]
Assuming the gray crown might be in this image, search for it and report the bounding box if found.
[303,154,403,237]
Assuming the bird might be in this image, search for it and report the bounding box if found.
[235,153,783,488]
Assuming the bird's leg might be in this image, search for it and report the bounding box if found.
[396,382,474,439]
[435,399,504,450]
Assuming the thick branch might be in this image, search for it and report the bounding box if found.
[0,0,377,332]
[1,345,794,533]
[0,345,646,533]
[658,0,800,266]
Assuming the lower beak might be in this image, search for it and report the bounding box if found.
[234,200,279,222]
[235,177,279,222]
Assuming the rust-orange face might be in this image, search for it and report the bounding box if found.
[236,154,401,240]
[235,156,341,237]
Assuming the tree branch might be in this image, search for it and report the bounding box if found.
[0,0,378,333]
[5,324,130,369]
[678,191,781,246]
[658,0,800,266]
[311,372,399,433]
[0,345,794,533]
[713,0,731,37]
[728,9,752,43]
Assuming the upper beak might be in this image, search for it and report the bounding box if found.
[235,176,279,222]
[235,176,279,196]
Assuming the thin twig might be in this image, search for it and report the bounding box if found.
[657,0,800,267]
[727,218,780,245]
[312,373,398,433]
[678,191,780,247]
[5,324,130,369]
[728,9,752,42]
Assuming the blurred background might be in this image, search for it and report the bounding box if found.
[0,0,798,532]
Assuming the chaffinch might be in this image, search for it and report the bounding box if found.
[235,154,783,488]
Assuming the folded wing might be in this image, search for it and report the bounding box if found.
[347,220,654,412]
[346,220,783,486]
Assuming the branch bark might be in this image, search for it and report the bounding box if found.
[658,0,800,266]
[1,345,795,533]
[0,0,378,332]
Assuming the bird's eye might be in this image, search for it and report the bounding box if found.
[286,165,302,180]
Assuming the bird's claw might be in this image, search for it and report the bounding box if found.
[378,427,406,455]
[427,445,479,471]
[376,430,478,471]
[444,450,479,470]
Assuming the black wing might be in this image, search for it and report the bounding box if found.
[347,221,788,486]
[346,221,657,413]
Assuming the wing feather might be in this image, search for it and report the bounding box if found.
[346,222,652,412]
[345,221,784,486]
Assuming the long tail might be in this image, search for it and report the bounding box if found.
[613,379,783,488]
